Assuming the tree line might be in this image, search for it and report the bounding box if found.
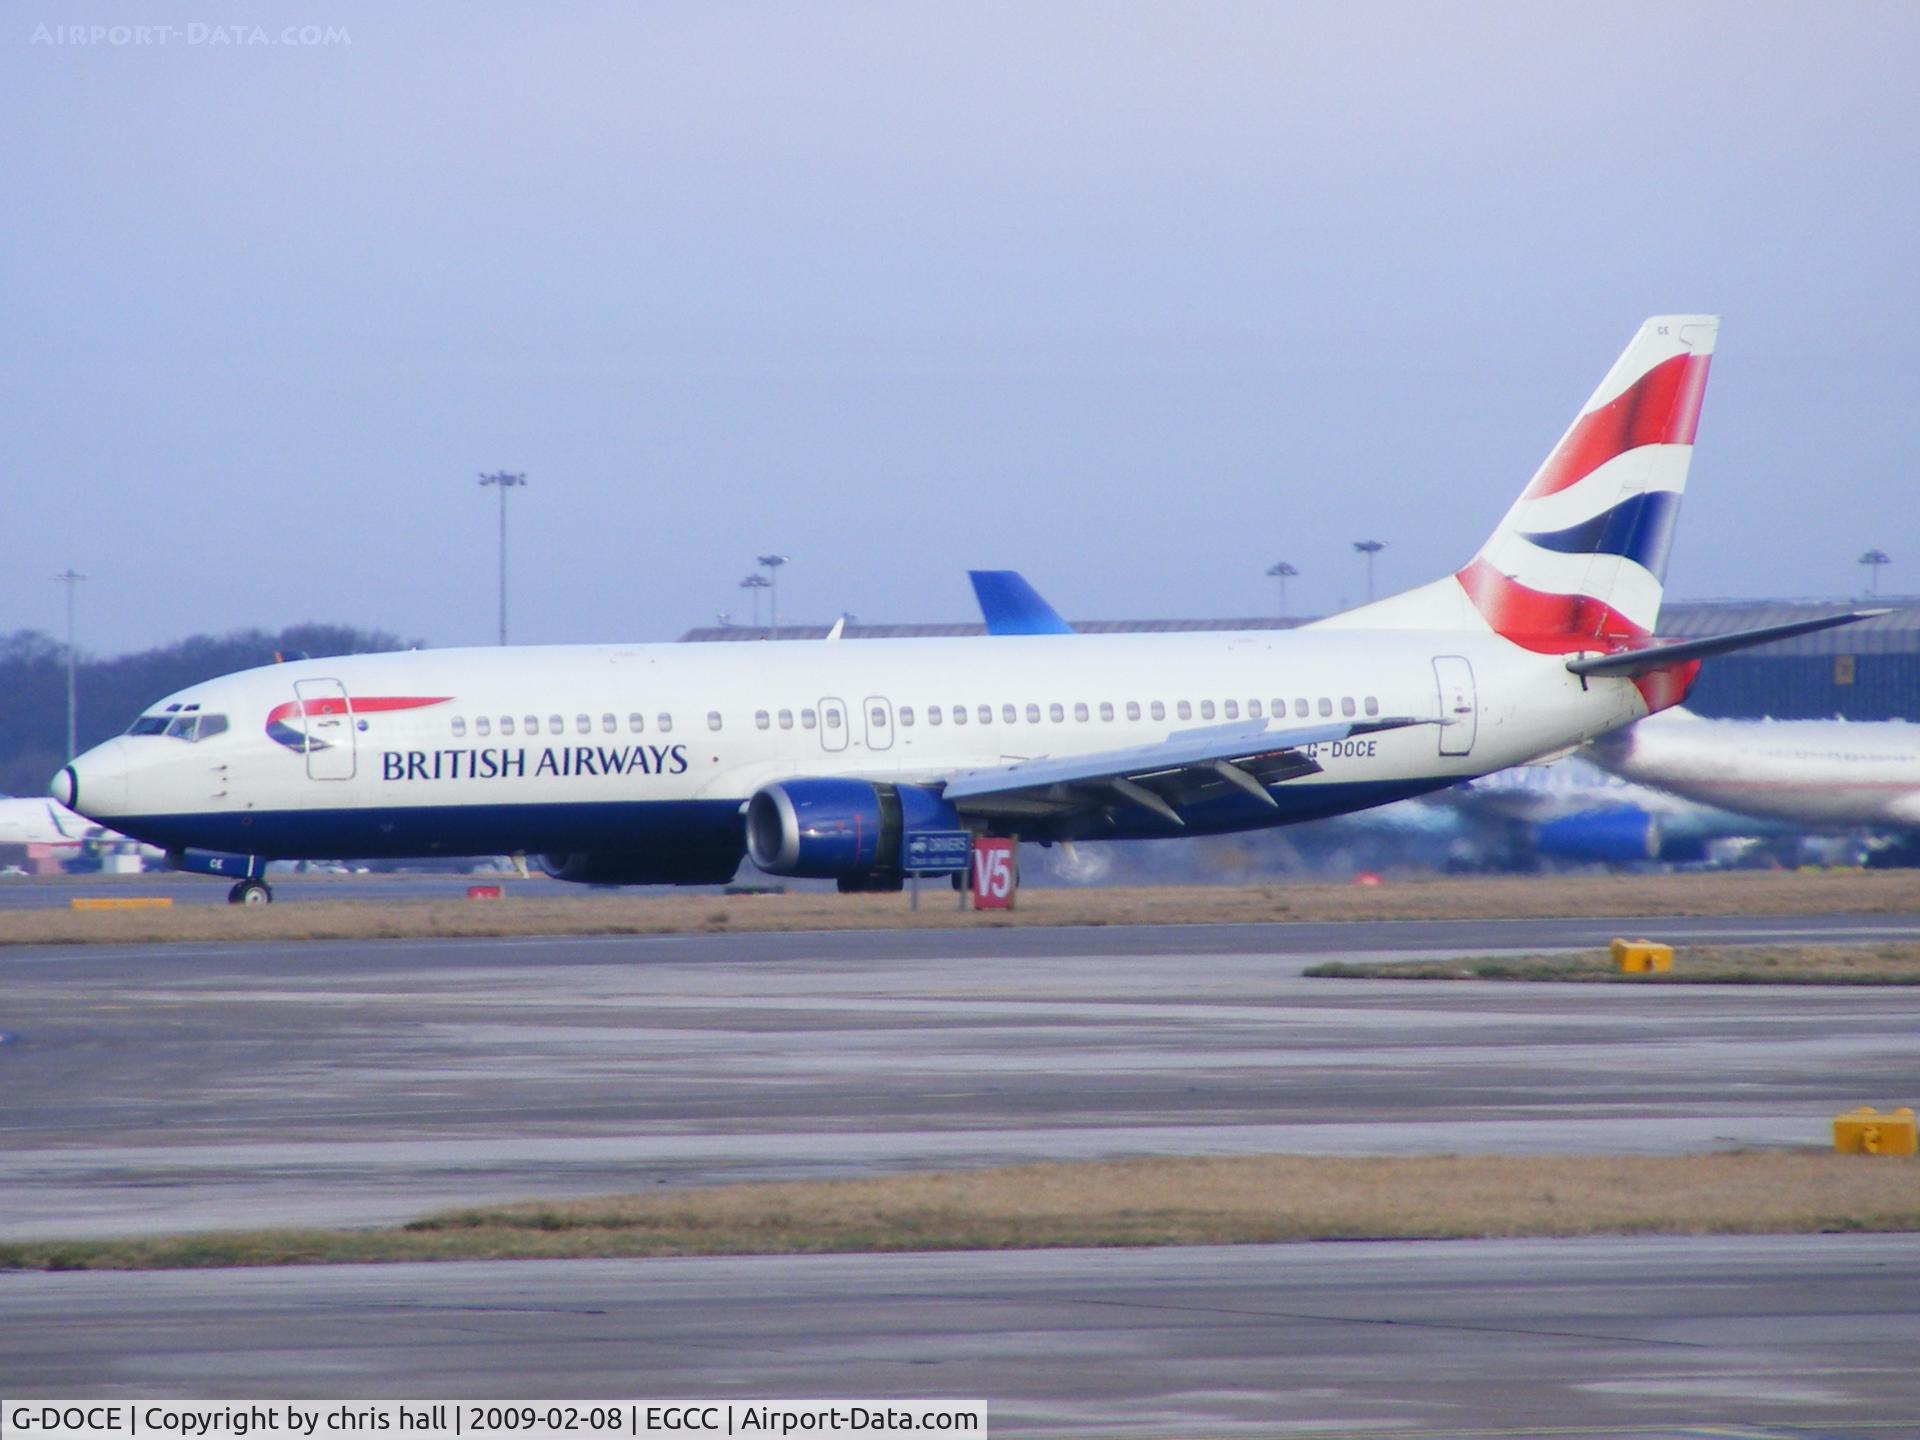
[0,624,420,799]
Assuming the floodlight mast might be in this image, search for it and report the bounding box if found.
[478,472,527,645]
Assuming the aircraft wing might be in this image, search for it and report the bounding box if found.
[940,715,1440,826]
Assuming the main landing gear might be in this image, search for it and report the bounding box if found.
[227,879,273,906]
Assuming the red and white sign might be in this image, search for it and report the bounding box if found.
[970,837,1017,909]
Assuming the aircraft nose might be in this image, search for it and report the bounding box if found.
[56,741,129,818]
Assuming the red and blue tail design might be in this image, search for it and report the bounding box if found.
[1457,315,1717,652]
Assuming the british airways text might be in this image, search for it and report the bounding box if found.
[380,745,690,782]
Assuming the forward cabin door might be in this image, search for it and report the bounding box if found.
[1432,656,1477,757]
[818,697,849,753]
[294,678,357,780]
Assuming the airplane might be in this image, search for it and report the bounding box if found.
[1586,707,1920,833]
[53,315,1878,903]
[0,793,102,849]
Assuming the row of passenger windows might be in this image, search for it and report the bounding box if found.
[445,695,1381,740]
[451,712,669,739]
[750,695,1381,731]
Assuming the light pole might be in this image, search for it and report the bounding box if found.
[477,471,527,645]
[739,573,770,626]
[757,553,788,634]
[1265,561,1298,619]
[1353,540,1386,602]
[1859,548,1892,596]
[54,568,86,759]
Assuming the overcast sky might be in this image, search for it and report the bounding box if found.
[5,2,1916,655]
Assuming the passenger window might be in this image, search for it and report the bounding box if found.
[1365,696,1380,716]
[1025,703,1041,723]
[603,714,617,733]
[1295,699,1310,718]
[708,711,723,731]
[981,705,995,725]
[576,715,591,735]
[1126,701,1141,721]
[927,705,943,726]
[524,716,541,735]
[475,717,492,737]
[1099,702,1114,721]
[1200,700,1216,720]
[801,709,817,730]
[500,717,516,736]
[1318,698,1333,717]
[755,710,771,730]
[452,717,468,738]
[1150,701,1165,721]
[658,713,674,734]
[951,705,967,726]
[1003,704,1017,724]
[1177,701,1192,720]
[1248,700,1263,719]
[1048,703,1064,723]
[871,706,888,728]
[778,709,794,730]
[1224,700,1239,720]
[550,715,564,734]
[825,707,842,730]
[629,713,645,733]
[1342,697,1357,717]
[1074,702,1090,722]
[899,706,914,726]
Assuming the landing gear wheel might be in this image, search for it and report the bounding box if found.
[228,879,273,906]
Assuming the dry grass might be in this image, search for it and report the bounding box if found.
[4,868,1918,947]
[4,1152,1916,1272]
[1307,942,1920,984]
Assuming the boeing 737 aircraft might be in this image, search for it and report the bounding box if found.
[1588,708,1920,831]
[54,316,1873,901]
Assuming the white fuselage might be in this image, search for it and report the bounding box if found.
[60,627,1649,865]
[1588,710,1920,829]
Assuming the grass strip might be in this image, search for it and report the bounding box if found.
[4,869,1918,947]
[4,1152,1917,1272]
[1305,942,1920,984]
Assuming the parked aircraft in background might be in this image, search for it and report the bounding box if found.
[0,793,100,849]
[1587,708,1920,833]
[55,315,1875,902]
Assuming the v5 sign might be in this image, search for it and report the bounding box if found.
[971,837,1017,910]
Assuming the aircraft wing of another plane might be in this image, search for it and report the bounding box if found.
[941,715,1440,825]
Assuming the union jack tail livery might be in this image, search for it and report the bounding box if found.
[1457,315,1717,652]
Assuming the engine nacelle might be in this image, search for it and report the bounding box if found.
[540,838,744,887]
[746,778,961,881]
[1534,808,1661,865]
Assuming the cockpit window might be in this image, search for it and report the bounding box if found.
[154,713,229,742]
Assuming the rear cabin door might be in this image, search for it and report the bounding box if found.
[294,678,357,780]
[1432,656,1478,757]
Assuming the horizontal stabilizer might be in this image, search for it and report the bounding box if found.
[1566,609,1886,678]
[969,571,1074,635]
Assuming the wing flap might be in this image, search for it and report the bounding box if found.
[942,715,1439,823]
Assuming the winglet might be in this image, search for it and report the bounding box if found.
[968,571,1074,635]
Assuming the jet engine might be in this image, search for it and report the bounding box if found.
[1533,808,1661,865]
[746,778,963,890]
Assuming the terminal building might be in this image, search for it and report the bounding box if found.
[684,597,1920,723]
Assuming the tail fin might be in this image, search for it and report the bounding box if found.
[1457,315,1717,651]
